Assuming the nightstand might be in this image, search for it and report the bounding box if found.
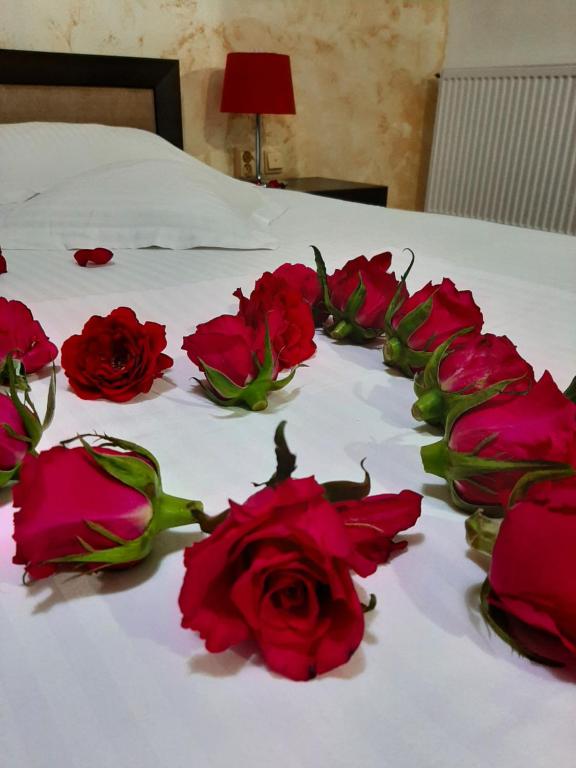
[283,177,388,207]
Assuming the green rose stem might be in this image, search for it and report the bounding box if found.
[411,389,444,423]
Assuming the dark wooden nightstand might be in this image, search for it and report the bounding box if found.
[283,177,388,207]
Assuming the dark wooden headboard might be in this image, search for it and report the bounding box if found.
[0,49,183,148]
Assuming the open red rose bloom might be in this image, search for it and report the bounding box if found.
[179,475,421,681]
[0,297,58,375]
[235,270,316,370]
[61,306,173,402]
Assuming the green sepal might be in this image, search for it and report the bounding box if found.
[383,248,415,336]
[421,438,575,514]
[507,466,576,507]
[258,420,298,487]
[0,466,18,488]
[564,375,576,404]
[322,459,371,502]
[79,437,161,501]
[198,325,298,411]
[6,356,43,449]
[394,295,433,344]
[0,356,28,390]
[47,522,156,568]
[414,327,475,397]
[312,245,336,317]
[199,360,245,400]
[362,593,377,613]
[270,367,298,391]
[465,510,502,555]
[313,246,383,342]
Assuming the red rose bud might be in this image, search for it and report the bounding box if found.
[183,316,297,411]
[481,475,576,668]
[314,246,405,342]
[61,306,173,402]
[0,356,55,487]
[73,247,114,267]
[0,298,58,381]
[234,271,316,369]
[421,371,576,514]
[412,332,535,427]
[0,247,7,274]
[384,274,483,378]
[13,435,203,580]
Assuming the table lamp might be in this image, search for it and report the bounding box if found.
[220,52,296,183]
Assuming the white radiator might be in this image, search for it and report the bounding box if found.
[425,64,576,235]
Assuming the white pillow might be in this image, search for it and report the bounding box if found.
[0,122,188,203]
[0,158,283,250]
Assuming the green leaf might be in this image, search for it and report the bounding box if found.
[91,434,162,476]
[322,458,371,502]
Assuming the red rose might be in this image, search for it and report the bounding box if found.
[182,314,260,388]
[328,252,403,331]
[385,278,484,377]
[335,490,422,574]
[271,262,321,308]
[234,272,316,370]
[61,306,173,402]
[73,248,114,267]
[0,248,7,274]
[179,476,366,681]
[0,298,58,376]
[485,476,576,667]
[413,333,534,426]
[421,372,576,511]
[13,438,202,580]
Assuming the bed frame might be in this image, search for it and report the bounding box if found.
[0,48,183,148]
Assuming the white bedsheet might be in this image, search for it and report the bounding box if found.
[1,191,575,768]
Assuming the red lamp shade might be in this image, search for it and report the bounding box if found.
[220,52,296,115]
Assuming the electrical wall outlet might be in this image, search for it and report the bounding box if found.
[234,148,255,179]
[264,147,283,174]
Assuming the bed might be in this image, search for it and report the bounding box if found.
[1,50,575,768]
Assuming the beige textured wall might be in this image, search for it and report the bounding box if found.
[0,0,448,210]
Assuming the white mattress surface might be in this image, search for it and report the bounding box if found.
[1,190,575,768]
